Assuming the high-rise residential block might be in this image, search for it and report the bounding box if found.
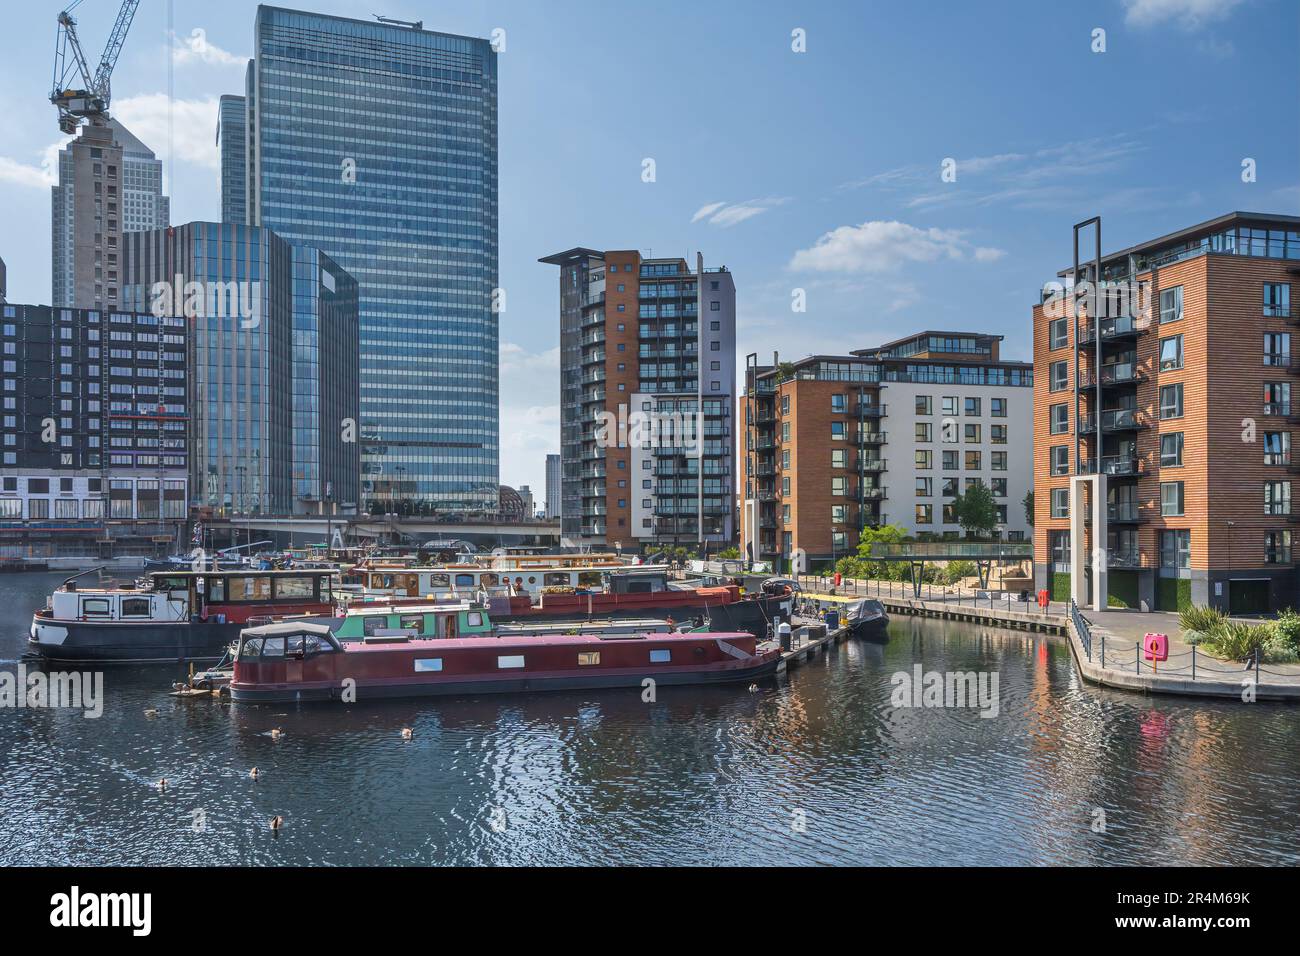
[541,248,736,550]
[121,221,359,516]
[740,332,1033,569]
[217,94,248,225]
[1033,211,1300,614]
[545,452,561,519]
[230,6,499,515]
[52,119,169,310]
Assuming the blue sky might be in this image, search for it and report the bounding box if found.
[2,0,1296,498]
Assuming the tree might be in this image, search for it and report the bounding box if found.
[834,523,909,580]
[1022,490,1035,527]
[775,361,796,383]
[953,481,999,538]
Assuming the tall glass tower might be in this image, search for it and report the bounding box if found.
[238,6,499,515]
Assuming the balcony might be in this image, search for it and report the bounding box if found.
[858,459,886,472]
[1107,551,1143,569]
[1079,456,1141,477]
[859,487,887,501]
[857,404,887,418]
[1108,503,1141,523]
[1078,359,1141,387]
[857,431,887,444]
[1078,315,1141,345]
[1080,408,1146,433]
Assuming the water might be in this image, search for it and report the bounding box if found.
[2,570,1299,865]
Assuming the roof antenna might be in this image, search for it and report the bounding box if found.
[374,14,424,29]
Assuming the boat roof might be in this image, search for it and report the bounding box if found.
[242,621,336,637]
[346,602,478,615]
[341,632,754,652]
[150,568,335,577]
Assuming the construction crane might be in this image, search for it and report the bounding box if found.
[50,0,141,134]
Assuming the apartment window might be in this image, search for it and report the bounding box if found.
[782,449,791,469]
[916,477,932,496]
[831,394,846,413]
[991,424,1007,444]
[942,477,958,496]
[1049,403,1068,434]
[915,421,932,442]
[915,449,932,470]
[1159,432,1184,467]
[831,448,846,468]
[916,395,932,415]
[991,478,1007,497]
[942,396,957,416]
[782,476,790,495]
[964,423,981,443]
[831,476,847,497]
[831,504,846,524]
[1160,481,1185,517]
[28,499,50,519]
[781,395,790,415]
[1264,382,1291,416]
[1160,530,1191,574]
[1264,282,1291,318]
[1265,481,1292,516]
[942,503,957,523]
[832,531,847,551]
[991,451,1007,471]
[1265,332,1291,367]
[964,397,981,416]
[1051,488,1069,519]
[1050,361,1068,392]
[1264,431,1291,466]
[964,450,981,470]
[783,504,791,524]
[991,398,1007,418]
[1159,285,1183,324]
[830,422,845,440]
[915,504,933,525]
[942,450,958,470]
[1050,317,1068,350]
[1266,531,1292,565]
[1051,445,1069,476]
[782,422,791,442]
[1159,334,1183,371]
[1159,384,1183,420]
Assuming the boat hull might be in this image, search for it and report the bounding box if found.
[28,616,242,666]
[231,655,780,704]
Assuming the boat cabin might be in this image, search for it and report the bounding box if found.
[332,603,495,642]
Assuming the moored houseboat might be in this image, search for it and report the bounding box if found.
[229,621,780,704]
[29,568,337,665]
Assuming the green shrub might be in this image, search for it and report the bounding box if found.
[1179,604,1227,634]
[1273,608,1300,653]
[941,560,977,585]
[1200,620,1274,662]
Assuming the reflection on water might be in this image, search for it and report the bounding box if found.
[2,572,1298,865]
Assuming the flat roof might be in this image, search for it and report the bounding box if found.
[539,247,605,265]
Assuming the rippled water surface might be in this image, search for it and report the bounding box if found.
[2,571,1299,865]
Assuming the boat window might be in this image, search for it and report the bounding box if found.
[455,573,475,588]
[400,614,424,630]
[527,576,537,585]
[205,577,226,601]
[497,655,526,669]
[286,633,306,657]
[239,638,264,660]
[429,573,449,587]
[466,611,484,628]
[578,652,600,666]
[80,598,111,618]
[121,597,152,618]
[275,576,314,600]
[578,572,603,587]
[481,573,499,586]
[625,580,653,593]
[261,636,285,658]
[649,649,672,663]
[414,658,443,672]
[304,635,334,655]
[362,616,390,636]
[543,572,567,586]
[229,577,272,602]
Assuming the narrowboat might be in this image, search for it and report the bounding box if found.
[329,603,675,642]
[229,621,780,704]
[29,568,338,665]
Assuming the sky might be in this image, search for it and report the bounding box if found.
[1,0,1297,504]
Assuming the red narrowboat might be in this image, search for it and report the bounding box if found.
[229,621,781,704]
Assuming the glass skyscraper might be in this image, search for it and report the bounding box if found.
[231,6,499,515]
[217,95,247,225]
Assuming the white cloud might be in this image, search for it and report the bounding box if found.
[498,342,560,492]
[691,197,790,227]
[1122,0,1246,29]
[171,30,247,67]
[113,94,224,170]
[789,220,1005,274]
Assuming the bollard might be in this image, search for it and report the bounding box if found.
[1192,642,1196,680]
[778,621,792,652]
[1135,642,1140,674]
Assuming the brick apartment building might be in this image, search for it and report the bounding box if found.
[740,332,1033,571]
[1032,211,1300,613]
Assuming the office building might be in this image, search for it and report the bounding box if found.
[121,221,360,516]
[1033,211,1300,613]
[217,94,248,225]
[540,248,736,550]
[545,452,561,519]
[0,301,188,556]
[52,119,169,310]
[228,6,499,514]
[740,332,1034,570]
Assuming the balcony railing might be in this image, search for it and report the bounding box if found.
[1107,551,1142,569]
[1078,315,1140,344]
[1081,408,1145,433]
[1078,360,1141,387]
[1079,456,1141,477]
[1108,503,1140,522]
